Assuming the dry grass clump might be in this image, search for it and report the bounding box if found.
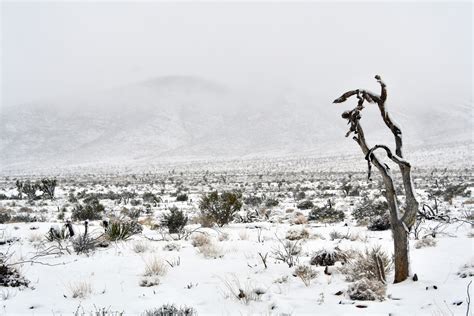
[293,264,318,286]
[220,276,266,305]
[140,256,167,287]
[414,237,437,249]
[347,278,386,301]
[143,257,167,277]
[293,214,308,225]
[132,240,150,253]
[68,280,93,299]
[190,233,211,247]
[197,242,224,259]
[286,227,309,240]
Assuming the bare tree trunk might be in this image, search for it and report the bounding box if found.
[333,75,419,283]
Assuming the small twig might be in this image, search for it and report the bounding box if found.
[467,280,472,316]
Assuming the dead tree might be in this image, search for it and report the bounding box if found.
[333,75,419,283]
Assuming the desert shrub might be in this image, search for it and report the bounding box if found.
[310,247,348,266]
[293,214,308,225]
[297,200,314,210]
[286,227,309,240]
[414,236,437,249]
[308,205,345,223]
[431,183,470,202]
[163,242,181,252]
[140,276,161,287]
[341,246,392,282]
[352,198,388,225]
[294,191,306,201]
[347,278,386,301]
[199,191,242,227]
[272,238,301,267]
[190,234,211,247]
[71,199,105,221]
[458,261,474,278]
[176,193,188,202]
[142,304,197,316]
[105,219,142,241]
[0,262,29,288]
[162,206,188,234]
[0,210,12,224]
[142,192,161,205]
[10,213,38,223]
[130,199,141,206]
[293,264,318,286]
[265,198,279,208]
[244,195,262,207]
[367,214,391,231]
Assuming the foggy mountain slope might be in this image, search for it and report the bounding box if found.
[0,76,471,172]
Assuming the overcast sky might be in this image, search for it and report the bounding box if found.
[1,1,472,109]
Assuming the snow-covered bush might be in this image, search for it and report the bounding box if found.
[340,246,392,282]
[367,214,391,231]
[161,206,188,234]
[0,209,12,224]
[457,260,474,278]
[297,200,314,210]
[347,278,386,301]
[199,191,242,227]
[285,227,309,240]
[142,304,196,316]
[0,262,29,288]
[140,276,161,287]
[414,236,437,249]
[163,242,181,252]
[308,205,344,223]
[310,248,347,266]
[293,214,308,225]
[351,198,388,225]
[293,264,318,286]
[71,199,104,221]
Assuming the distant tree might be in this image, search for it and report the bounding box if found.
[333,75,419,283]
[38,178,57,200]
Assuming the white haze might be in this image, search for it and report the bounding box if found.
[0,1,472,173]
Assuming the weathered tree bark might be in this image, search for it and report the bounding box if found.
[333,75,419,283]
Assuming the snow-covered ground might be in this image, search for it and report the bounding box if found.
[0,168,472,315]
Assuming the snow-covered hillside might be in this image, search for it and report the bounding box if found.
[1,76,471,174]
